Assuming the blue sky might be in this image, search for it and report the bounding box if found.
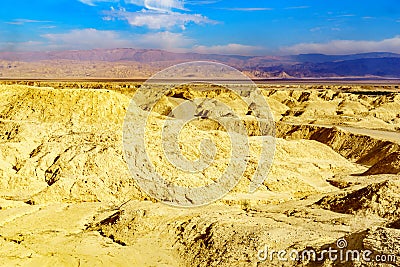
[1,0,400,55]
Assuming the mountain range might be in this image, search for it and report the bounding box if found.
[1,49,400,79]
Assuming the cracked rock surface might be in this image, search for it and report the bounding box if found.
[0,84,399,266]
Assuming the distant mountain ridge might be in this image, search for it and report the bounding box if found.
[0,49,400,78]
[0,48,256,63]
[290,52,400,63]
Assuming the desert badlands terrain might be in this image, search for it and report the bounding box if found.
[0,80,399,266]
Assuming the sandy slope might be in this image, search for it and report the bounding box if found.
[0,84,399,266]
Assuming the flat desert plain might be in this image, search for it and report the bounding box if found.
[0,81,399,266]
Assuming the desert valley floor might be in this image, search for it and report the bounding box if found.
[0,81,399,266]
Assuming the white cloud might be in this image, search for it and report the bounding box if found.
[6,19,52,25]
[42,29,131,49]
[40,28,193,51]
[105,9,215,29]
[78,0,186,11]
[77,0,96,6]
[310,27,321,32]
[309,27,341,32]
[281,36,400,55]
[40,26,57,29]
[77,0,118,6]
[136,31,193,49]
[284,6,310,10]
[220,7,273,11]
[126,0,185,11]
[336,14,355,17]
[78,0,95,6]
[79,0,215,30]
[0,41,44,52]
[192,44,263,55]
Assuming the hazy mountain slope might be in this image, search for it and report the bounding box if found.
[262,58,400,77]
[1,49,400,78]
